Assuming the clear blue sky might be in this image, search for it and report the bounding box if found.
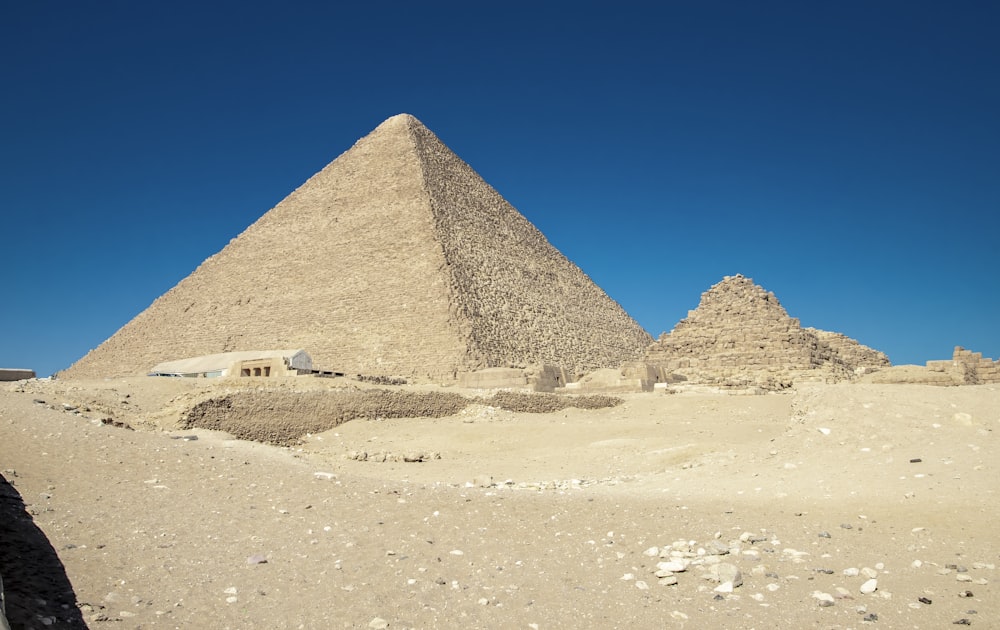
[3,1,998,377]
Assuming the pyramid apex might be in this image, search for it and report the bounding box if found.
[377,113,424,129]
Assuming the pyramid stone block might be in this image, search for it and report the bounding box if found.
[62,114,652,380]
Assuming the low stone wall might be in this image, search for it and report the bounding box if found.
[0,369,35,382]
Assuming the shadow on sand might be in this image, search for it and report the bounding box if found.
[0,472,86,628]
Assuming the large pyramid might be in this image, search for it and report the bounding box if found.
[645,275,889,389]
[62,114,652,380]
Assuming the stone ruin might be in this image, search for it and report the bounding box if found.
[864,346,1000,386]
[641,275,890,391]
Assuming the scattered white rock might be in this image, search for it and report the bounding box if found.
[812,591,836,607]
[860,578,878,594]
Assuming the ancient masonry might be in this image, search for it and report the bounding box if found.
[927,347,1000,384]
[644,275,890,390]
[863,346,1000,386]
[61,114,652,380]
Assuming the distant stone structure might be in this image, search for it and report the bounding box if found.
[643,275,889,390]
[866,346,1000,386]
[0,369,35,382]
[457,365,566,392]
[60,114,651,381]
[149,350,315,378]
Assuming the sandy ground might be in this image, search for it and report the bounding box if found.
[1,377,998,629]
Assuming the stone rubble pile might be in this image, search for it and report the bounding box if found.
[346,450,441,463]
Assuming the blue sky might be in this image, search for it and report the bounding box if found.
[2,1,998,377]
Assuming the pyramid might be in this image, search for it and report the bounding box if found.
[644,275,889,389]
[62,114,653,380]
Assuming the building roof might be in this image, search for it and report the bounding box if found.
[149,350,307,375]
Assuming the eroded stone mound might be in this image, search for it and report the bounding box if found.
[182,390,468,445]
[645,275,889,390]
[482,391,622,413]
[181,389,622,446]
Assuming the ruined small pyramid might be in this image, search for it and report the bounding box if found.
[62,114,652,380]
[645,274,889,389]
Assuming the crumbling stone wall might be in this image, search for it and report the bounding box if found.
[62,114,651,380]
[926,346,1000,384]
[645,275,889,390]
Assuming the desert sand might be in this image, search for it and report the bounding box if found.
[1,377,998,629]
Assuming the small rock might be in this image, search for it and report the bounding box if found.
[919,597,932,604]
[369,618,390,629]
[714,581,734,593]
[813,591,836,607]
[247,554,268,565]
[657,560,687,573]
[818,531,831,538]
[864,612,878,622]
[643,546,660,557]
[860,579,878,594]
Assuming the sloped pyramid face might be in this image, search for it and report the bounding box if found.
[645,274,889,388]
[62,114,652,380]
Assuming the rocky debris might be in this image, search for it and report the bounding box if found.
[645,275,889,390]
[460,476,637,492]
[347,450,441,463]
[99,418,134,430]
[356,375,407,386]
[633,531,995,620]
